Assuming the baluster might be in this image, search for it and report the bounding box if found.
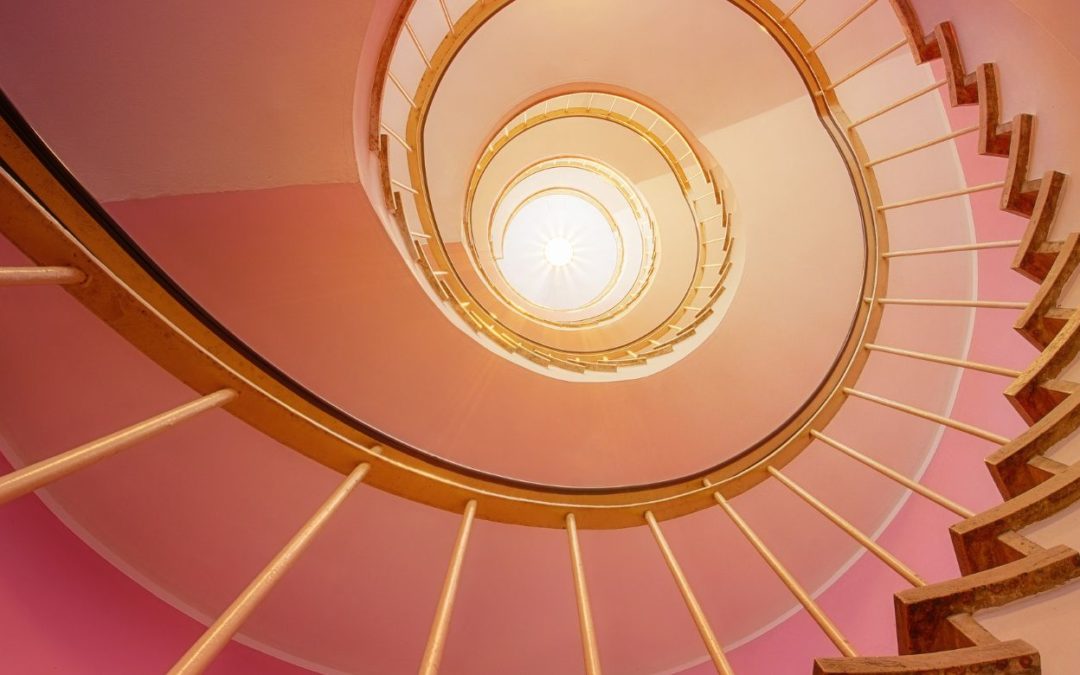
[644,511,734,674]
[419,500,478,675]
[0,390,235,506]
[768,467,924,586]
[844,389,1009,444]
[811,431,973,518]
[566,513,602,675]
[711,491,858,657]
[169,462,371,674]
[0,266,85,286]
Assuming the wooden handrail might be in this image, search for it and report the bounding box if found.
[168,462,370,674]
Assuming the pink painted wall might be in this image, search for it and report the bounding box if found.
[0,455,310,674]
[0,1,1063,673]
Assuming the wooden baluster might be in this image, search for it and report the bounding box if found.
[645,511,734,674]
[567,513,602,675]
[169,461,371,674]
[419,500,478,675]
[844,388,1010,444]
[809,0,880,53]
[768,467,924,586]
[865,125,979,166]
[712,491,858,657]
[883,240,1019,258]
[827,39,907,90]
[811,431,974,518]
[877,181,1005,211]
[0,390,235,506]
[865,344,1021,377]
[873,298,1027,310]
[849,79,947,128]
[0,265,85,286]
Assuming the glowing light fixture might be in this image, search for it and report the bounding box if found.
[544,237,574,267]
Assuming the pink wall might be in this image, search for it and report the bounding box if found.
[0,455,310,674]
[0,2,1054,673]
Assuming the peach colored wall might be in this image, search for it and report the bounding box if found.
[0,453,309,674]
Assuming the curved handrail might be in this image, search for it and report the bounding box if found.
[3,0,1080,672]
[0,0,892,530]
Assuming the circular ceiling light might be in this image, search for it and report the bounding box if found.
[544,237,574,267]
[498,189,620,311]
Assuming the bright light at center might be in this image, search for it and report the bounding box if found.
[544,237,574,267]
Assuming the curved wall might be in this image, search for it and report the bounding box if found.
[0,456,311,674]
[0,0,1074,673]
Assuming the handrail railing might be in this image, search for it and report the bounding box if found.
[3,0,1079,671]
[383,83,735,370]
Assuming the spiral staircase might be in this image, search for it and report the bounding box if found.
[2,0,1080,673]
